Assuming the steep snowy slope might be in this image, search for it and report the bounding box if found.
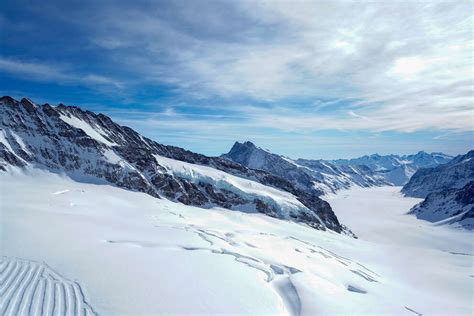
[0,96,346,233]
[402,150,474,198]
[401,150,474,228]
[223,141,388,195]
[1,171,472,315]
[409,181,473,229]
[332,151,452,185]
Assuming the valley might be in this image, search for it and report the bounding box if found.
[1,170,472,315]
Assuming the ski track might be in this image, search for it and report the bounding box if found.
[0,257,96,316]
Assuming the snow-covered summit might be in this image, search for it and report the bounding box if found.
[0,96,349,234]
[332,151,452,185]
[223,141,388,195]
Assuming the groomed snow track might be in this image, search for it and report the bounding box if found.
[0,257,96,316]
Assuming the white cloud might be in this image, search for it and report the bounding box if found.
[0,57,123,89]
[390,57,430,77]
[107,0,471,132]
[2,0,473,133]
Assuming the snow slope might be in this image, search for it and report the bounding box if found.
[409,181,474,229]
[401,150,474,228]
[325,187,473,315]
[1,170,472,315]
[153,154,311,219]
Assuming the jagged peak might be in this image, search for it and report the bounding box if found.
[235,141,257,148]
[0,96,347,234]
[0,96,16,104]
[413,150,429,156]
[20,97,36,108]
[228,141,257,153]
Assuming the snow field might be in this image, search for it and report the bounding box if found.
[1,170,472,315]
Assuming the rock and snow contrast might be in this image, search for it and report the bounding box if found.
[1,96,472,315]
[409,181,473,229]
[402,150,474,198]
[332,151,452,186]
[0,170,473,315]
[223,141,388,195]
[1,170,473,315]
[0,96,346,234]
[402,150,474,228]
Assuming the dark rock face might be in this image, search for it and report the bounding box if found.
[222,141,388,195]
[402,150,474,198]
[0,96,351,235]
[409,181,474,229]
[455,181,474,205]
[404,151,474,229]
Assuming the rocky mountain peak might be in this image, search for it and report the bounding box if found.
[0,96,352,236]
[402,150,474,198]
[224,140,389,195]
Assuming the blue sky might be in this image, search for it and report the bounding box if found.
[1,0,472,159]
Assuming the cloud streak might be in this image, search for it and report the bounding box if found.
[0,57,123,89]
[0,0,473,153]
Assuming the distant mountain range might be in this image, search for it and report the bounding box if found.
[332,151,452,185]
[222,141,388,195]
[0,96,349,235]
[402,150,474,228]
[402,150,473,198]
[222,141,453,195]
[2,96,468,232]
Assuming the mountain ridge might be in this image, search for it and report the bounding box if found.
[331,150,452,185]
[0,96,350,235]
[222,141,452,195]
[402,150,474,228]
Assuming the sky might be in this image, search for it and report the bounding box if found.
[1,0,473,159]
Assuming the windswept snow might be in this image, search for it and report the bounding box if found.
[1,171,472,315]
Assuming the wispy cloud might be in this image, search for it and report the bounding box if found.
[0,57,123,89]
[1,0,473,157]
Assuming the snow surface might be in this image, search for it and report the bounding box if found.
[59,113,116,146]
[1,171,472,315]
[0,130,14,153]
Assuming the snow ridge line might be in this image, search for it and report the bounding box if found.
[0,257,97,316]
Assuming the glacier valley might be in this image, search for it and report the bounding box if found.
[1,170,472,315]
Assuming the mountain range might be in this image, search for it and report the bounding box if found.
[223,141,388,195]
[2,96,470,233]
[0,96,348,234]
[332,151,452,185]
[223,141,453,195]
[402,150,474,228]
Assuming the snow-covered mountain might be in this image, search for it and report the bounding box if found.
[402,150,474,198]
[332,151,452,185]
[409,181,473,229]
[223,141,389,195]
[0,96,349,234]
[402,150,474,228]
